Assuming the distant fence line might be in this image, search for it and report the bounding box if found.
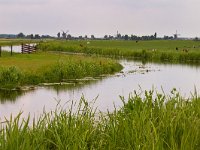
[0,44,37,57]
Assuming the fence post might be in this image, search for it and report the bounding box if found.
[28,44,30,54]
[11,45,13,56]
[21,43,24,54]
[0,46,1,57]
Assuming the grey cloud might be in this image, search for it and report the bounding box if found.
[0,0,49,5]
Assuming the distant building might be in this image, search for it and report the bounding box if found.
[173,31,180,39]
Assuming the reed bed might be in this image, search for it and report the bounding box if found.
[0,90,199,149]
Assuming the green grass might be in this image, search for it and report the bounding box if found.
[0,90,200,149]
[38,40,200,64]
[0,52,122,89]
[0,39,41,46]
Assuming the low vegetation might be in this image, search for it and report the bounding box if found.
[0,52,122,89]
[0,39,40,46]
[38,40,200,64]
[0,90,200,149]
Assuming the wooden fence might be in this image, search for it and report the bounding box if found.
[21,44,37,54]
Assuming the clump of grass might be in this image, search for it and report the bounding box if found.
[41,59,122,83]
[115,89,200,149]
[0,90,200,149]
[0,66,22,89]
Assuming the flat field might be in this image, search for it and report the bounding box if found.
[0,39,40,46]
[39,40,200,63]
[39,39,200,50]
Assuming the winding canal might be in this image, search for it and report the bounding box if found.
[0,59,200,119]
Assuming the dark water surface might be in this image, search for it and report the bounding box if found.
[0,60,200,119]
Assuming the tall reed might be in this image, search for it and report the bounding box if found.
[0,90,200,149]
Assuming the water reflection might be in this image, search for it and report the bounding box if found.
[45,79,104,94]
[1,45,22,53]
[125,57,200,68]
[1,44,37,53]
[0,79,103,103]
[0,90,26,103]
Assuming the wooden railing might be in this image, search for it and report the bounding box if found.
[21,44,37,54]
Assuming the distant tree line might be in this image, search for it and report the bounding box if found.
[0,33,54,39]
[0,32,197,41]
[103,32,158,40]
[15,32,160,40]
[55,32,159,41]
[16,33,53,39]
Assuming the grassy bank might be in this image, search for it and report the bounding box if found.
[39,40,200,64]
[0,90,200,149]
[0,52,122,89]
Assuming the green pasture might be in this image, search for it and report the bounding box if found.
[39,39,200,51]
[39,40,200,63]
[0,39,40,46]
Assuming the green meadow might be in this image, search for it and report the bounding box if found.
[0,51,122,89]
[0,39,40,46]
[39,40,200,63]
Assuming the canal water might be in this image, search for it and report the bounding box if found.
[2,45,22,53]
[0,60,200,120]
[1,44,36,53]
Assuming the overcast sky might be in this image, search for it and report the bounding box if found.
[0,0,199,37]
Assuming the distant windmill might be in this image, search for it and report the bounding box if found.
[173,30,180,39]
[115,30,121,39]
[61,30,69,39]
